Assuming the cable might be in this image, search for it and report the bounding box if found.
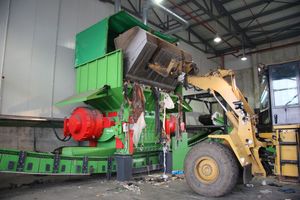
[52,127,71,142]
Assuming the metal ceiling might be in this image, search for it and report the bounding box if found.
[99,0,300,56]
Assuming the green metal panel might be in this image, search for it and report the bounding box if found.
[59,159,72,174]
[86,87,123,111]
[76,50,123,93]
[39,157,53,173]
[75,19,108,67]
[24,156,39,173]
[0,149,160,175]
[61,147,116,157]
[75,11,177,66]
[172,132,190,171]
[56,86,123,112]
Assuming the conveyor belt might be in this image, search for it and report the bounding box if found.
[0,149,162,176]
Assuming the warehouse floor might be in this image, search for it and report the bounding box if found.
[0,173,299,200]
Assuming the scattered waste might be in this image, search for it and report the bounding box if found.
[162,174,168,180]
[121,182,141,194]
[268,182,282,187]
[172,170,184,175]
[105,186,125,193]
[171,175,184,181]
[261,180,267,186]
[245,183,254,188]
[259,189,272,194]
[278,188,296,194]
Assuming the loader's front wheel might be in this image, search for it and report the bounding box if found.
[184,142,239,197]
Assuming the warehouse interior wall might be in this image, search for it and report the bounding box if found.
[0,0,115,118]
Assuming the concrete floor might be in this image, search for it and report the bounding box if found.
[0,173,299,200]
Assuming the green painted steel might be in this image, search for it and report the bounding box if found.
[86,87,123,111]
[0,148,161,175]
[171,130,212,171]
[75,11,177,66]
[57,86,123,112]
[171,132,190,171]
[75,19,109,67]
[56,50,124,111]
[61,147,116,157]
[0,149,113,174]
[76,50,123,93]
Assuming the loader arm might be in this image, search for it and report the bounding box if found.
[187,69,266,177]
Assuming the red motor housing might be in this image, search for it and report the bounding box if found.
[165,115,177,135]
[64,107,115,142]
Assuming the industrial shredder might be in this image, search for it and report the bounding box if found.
[0,11,195,179]
[57,10,198,179]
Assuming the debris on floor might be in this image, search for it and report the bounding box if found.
[121,182,141,194]
[259,189,272,194]
[1,174,300,200]
[261,180,267,186]
[132,174,184,188]
[278,188,296,194]
[268,182,282,187]
[245,183,254,188]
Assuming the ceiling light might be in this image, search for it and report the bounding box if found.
[240,37,247,61]
[153,0,163,4]
[241,56,247,61]
[214,34,221,43]
[241,51,247,61]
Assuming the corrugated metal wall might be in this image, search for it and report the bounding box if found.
[0,0,114,118]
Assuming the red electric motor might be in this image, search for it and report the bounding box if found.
[64,107,115,145]
[165,115,177,135]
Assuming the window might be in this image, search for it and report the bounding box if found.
[271,64,299,107]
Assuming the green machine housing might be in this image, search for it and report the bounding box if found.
[0,11,193,179]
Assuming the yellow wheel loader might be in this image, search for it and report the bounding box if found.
[184,61,299,197]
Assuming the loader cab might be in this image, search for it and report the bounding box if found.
[258,60,300,129]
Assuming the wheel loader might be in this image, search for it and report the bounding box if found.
[184,62,300,197]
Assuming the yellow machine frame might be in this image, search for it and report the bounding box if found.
[188,70,266,177]
[188,69,299,180]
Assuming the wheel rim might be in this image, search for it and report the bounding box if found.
[194,156,219,183]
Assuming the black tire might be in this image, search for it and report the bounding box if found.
[184,141,239,197]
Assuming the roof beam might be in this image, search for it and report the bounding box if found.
[245,12,300,31]
[174,34,206,52]
[237,3,299,23]
[218,29,300,54]
[189,0,246,48]
[190,0,274,27]
[205,12,300,40]
[221,0,234,4]
[211,0,254,47]
[255,30,300,44]
[249,21,300,38]
[228,0,274,15]
[188,28,218,54]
